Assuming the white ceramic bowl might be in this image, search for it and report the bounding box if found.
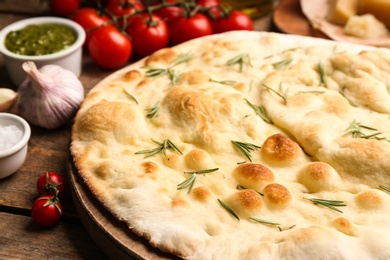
[0,112,31,179]
[0,16,85,86]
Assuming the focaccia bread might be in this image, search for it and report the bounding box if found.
[70,31,390,259]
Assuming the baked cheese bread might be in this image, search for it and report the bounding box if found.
[71,31,390,259]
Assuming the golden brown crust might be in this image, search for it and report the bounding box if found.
[262,183,292,209]
[261,134,303,166]
[233,163,275,191]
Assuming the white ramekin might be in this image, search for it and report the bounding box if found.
[0,16,85,86]
[0,112,31,179]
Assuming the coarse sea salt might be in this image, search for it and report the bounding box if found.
[0,124,23,150]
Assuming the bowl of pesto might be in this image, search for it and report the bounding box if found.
[0,16,85,86]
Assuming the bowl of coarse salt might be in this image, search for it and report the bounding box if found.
[0,112,31,178]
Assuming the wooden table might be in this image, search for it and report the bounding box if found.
[0,2,295,258]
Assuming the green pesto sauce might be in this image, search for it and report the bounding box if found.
[5,23,77,56]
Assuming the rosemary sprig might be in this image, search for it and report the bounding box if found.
[178,168,219,194]
[123,88,139,104]
[318,61,328,88]
[135,138,182,158]
[343,120,389,141]
[218,199,240,220]
[298,90,325,94]
[262,82,288,102]
[145,102,160,120]
[272,58,293,70]
[226,53,252,72]
[167,68,182,85]
[304,197,346,213]
[245,99,273,124]
[143,67,167,78]
[210,79,237,86]
[379,185,390,193]
[177,173,196,193]
[142,52,192,83]
[248,216,280,226]
[231,140,261,162]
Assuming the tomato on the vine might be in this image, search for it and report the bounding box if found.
[88,25,132,68]
[106,0,144,25]
[72,8,110,48]
[169,13,213,45]
[153,0,184,25]
[31,195,63,227]
[197,0,222,19]
[50,0,80,17]
[212,10,254,33]
[126,14,170,57]
[36,171,65,198]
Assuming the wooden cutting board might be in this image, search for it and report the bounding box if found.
[273,0,329,39]
[68,157,181,260]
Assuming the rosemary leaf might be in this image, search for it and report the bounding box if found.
[262,83,288,102]
[135,138,182,158]
[177,173,196,193]
[168,68,182,85]
[184,168,219,174]
[272,58,293,70]
[304,197,346,213]
[245,99,273,124]
[248,216,280,226]
[123,89,139,104]
[170,52,193,67]
[379,185,390,193]
[142,52,192,82]
[236,184,264,196]
[343,120,389,141]
[298,90,325,94]
[146,102,160,120]
[231,140,261,162]
[210,79,237,86]
[318,61,328,88]
[218,199,240,221]
[339,88,357,107]
[226,53,252,72]
[143,66,167,78]
[178,168,218,194]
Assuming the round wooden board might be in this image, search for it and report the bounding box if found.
[273,0,329,39]
[68,155,181,260]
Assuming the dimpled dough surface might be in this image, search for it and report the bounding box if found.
[71,31,390,259]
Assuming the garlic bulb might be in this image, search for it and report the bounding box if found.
[17,61,84,129]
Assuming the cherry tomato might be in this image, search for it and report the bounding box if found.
[31,195,63,227]
[88,25,132,68]
[153,0,184,25]
[196,0,220,8]
[126,14,169,57]
[196,0,222,19]
[169,13,213,45]
[72,7,110,48]
[106,0,144,25]
[212,10,254,33]
[36,171,65,198]
[50,0,80,17]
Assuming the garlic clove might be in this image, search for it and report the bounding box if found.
[0,88,17,112]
